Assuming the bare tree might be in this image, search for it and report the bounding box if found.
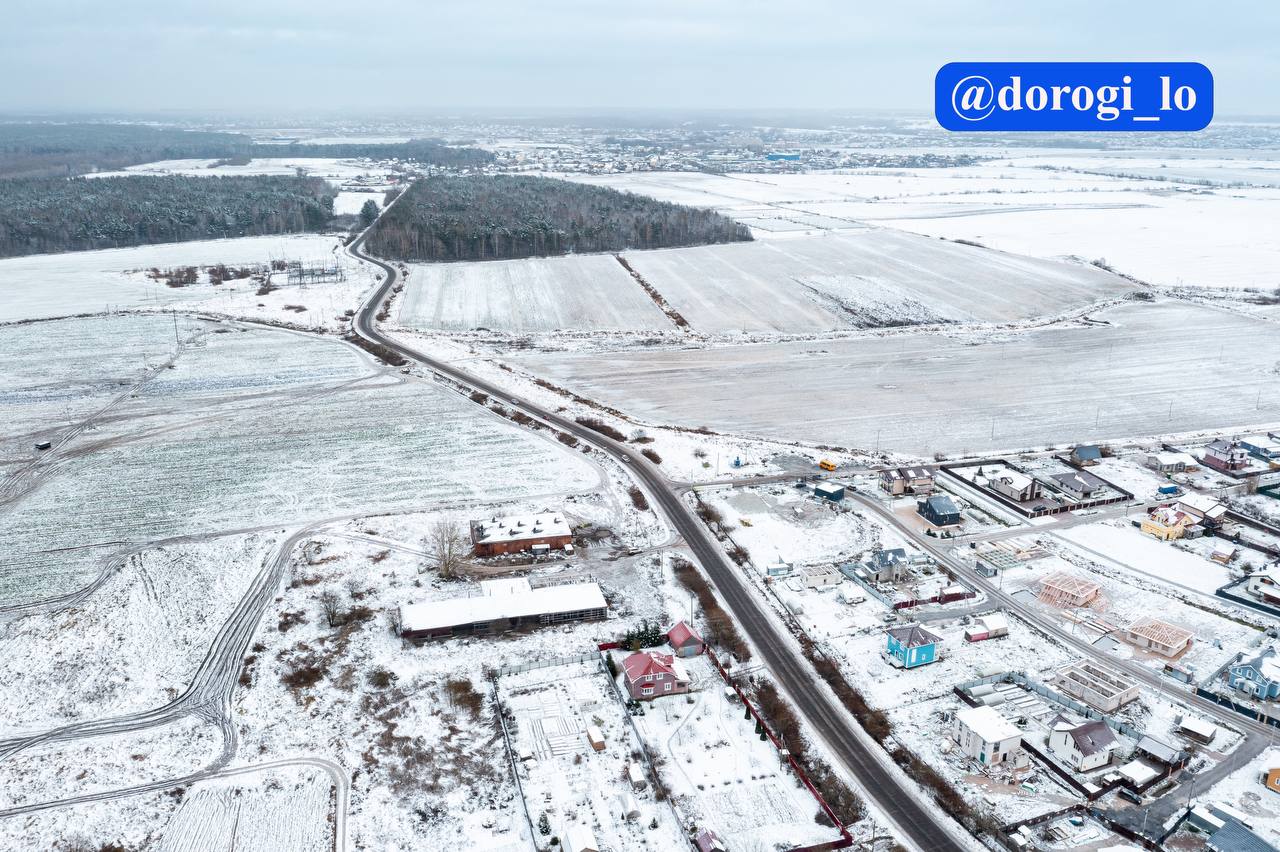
[319,589,345,628]
[425,518,470,578]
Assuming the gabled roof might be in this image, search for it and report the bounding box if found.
[868,547,907,569]
[887,624,941,648]
[1068,720,1117,756]
[1051,470,1105,493]
[623,651,676,681]
[1235,648,1280,683]
[923,494,959,514]
[666,620,702,648]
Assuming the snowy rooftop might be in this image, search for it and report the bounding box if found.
[470,512,571,545]
[956,705,1021,744]
[400,581,605,632]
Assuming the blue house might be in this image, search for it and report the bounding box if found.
[885,624,943,669]
[1070,445,1103,466]
[1228,649,1280,700]
[918,494,961,527]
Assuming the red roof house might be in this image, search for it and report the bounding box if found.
[666,620,705,657]
[622,651,691,700]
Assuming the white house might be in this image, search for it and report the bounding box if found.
[1047,718,1117,772]
[954,705,1022,769]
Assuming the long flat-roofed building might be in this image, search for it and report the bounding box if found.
[470,512,572,557]
[399,578,606,641]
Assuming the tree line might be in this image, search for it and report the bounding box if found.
[0,175,336,257]
[0,123,495,178]
[365,174,751,262]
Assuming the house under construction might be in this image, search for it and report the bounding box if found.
[1037,571,1102,609]
[1121,616,1194,658]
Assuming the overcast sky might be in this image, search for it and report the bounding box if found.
[4,1,1276,115]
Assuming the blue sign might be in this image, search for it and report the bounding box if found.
[935,62,1213,131]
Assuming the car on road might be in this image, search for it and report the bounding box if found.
[620,454,631,463]
[510,398,520,406]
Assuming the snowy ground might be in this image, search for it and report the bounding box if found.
[619,652,840,850]
[0,533,279,734]
[397,253,671,333]
[619,228,1131,332]
[1055,521,1237,599]
[557,158,1280,291]
[1,318,597,606]
[0,717,222,810]
[156,763,335,852]
[499,660,688,852]
[0,233,378,330]
[514,300,1280,457]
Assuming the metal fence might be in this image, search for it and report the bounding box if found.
[495,651,603,678]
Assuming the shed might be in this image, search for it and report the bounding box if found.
[1118,759,1160,787]
[626,762,646,790]
[666,620,705,657]
[1208,818,1279,852]
[695,828,728,852]
[1178,716,1218,744]
[814,482,846,502]
[586,725,605,752]
[1136,735,1184,767]
[965,613,1009,642]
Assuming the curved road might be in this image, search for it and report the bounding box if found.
[349,230,970,851]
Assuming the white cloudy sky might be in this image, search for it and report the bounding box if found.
[3,0,1274,114]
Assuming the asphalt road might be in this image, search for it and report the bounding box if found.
[349,230,970,852]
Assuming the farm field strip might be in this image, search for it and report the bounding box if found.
[514,300,1280,456]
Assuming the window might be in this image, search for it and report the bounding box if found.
[664,682,671,692]
[641,686,653,696]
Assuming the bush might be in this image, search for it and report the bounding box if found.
[628,486,649,511]
[672,557,750,662]
[367,668,398,689]
[575,416,627,442]
[640,448,662,464]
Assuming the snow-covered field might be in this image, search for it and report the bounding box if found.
[157,764,335,852]
[621,228,1131,332]
[0,533,279,734]
[0,717,222,810]
[0,318,597,606]
[397,253,671,333]
[0,233,373,329]
[560,158,1280,290]
[92,156,395,184]
[515,300,1280,456]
